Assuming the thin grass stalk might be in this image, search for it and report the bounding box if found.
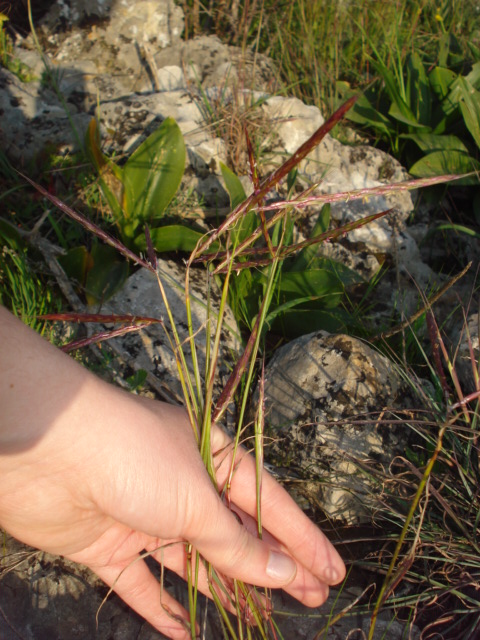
[203,268,213,404]
[225,234,284,504]
[237,585,270,640]
[212,294,265,425]
[208,569,239,640]
[20,173,152,270]
[209,208,392,273]
[244,127,273,256]
[185,544,197,638]
[199,260,234,470]
[368,420,448,640]
[184,264,204,413]
[233,580,244,640]
[202,173,467,272]
[313,582,374,640]
[60,322,158,352]
[254,362,265,538]
[152,268,202,442]
[426,306,472,428]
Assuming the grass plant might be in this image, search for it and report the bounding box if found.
[23,95,469,638]
[362,307,480,639]
[0,218,59,334]
[182,1,480,116]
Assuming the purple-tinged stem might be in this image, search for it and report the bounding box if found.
[20,172,153,272]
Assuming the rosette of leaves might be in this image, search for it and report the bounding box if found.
[60,117,208,305]
[338,49,480,196]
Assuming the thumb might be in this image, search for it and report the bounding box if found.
[186,497,297,587]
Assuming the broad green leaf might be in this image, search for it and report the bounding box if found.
[466,60,480,91]
[406,52,431,126]
[134,225,216,254]
[57,246,93,287]
[264,294,325,327]
[429,66,457,101]
[336,82,393,137]
[432,223,480,239]
[458,78,480,148]
[220,161,247,209]
[122,118,186,224]
[437,33,451,68]
[85,118,107,172]
[272,307,352,338]
[220,161,257,247]
[275,269,344,307]
[85,244,129,306]
[388,102,428,129]
[401,133,468,153]
[440,74,474,119]
[409,150,480,185]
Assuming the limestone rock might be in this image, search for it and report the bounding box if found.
[263,95,434,287]
[103,262,241,405]
[0,68,91,165]
[102,0,184,48]
[41,0,184,47]
[261,331,416,523]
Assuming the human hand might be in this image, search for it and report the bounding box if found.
[0,307,345,639]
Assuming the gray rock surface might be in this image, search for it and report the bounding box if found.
[41,0,184,43]
[103,262,241,406]
[261,331,417,523]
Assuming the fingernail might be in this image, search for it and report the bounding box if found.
[322,566,340,584]
[266,550,296,583]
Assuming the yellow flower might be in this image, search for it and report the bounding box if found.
[435,12,443,22]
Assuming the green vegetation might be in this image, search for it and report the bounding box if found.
[0,219,58,334]
[26,97,466,638]
[1,0,480,637]
[180,3,480,637]
[183,1,480,113]
[338,56,480,182]
[0,12,34,82]
[221,163,363,336]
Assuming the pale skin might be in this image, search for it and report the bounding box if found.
[0,306,345,639]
